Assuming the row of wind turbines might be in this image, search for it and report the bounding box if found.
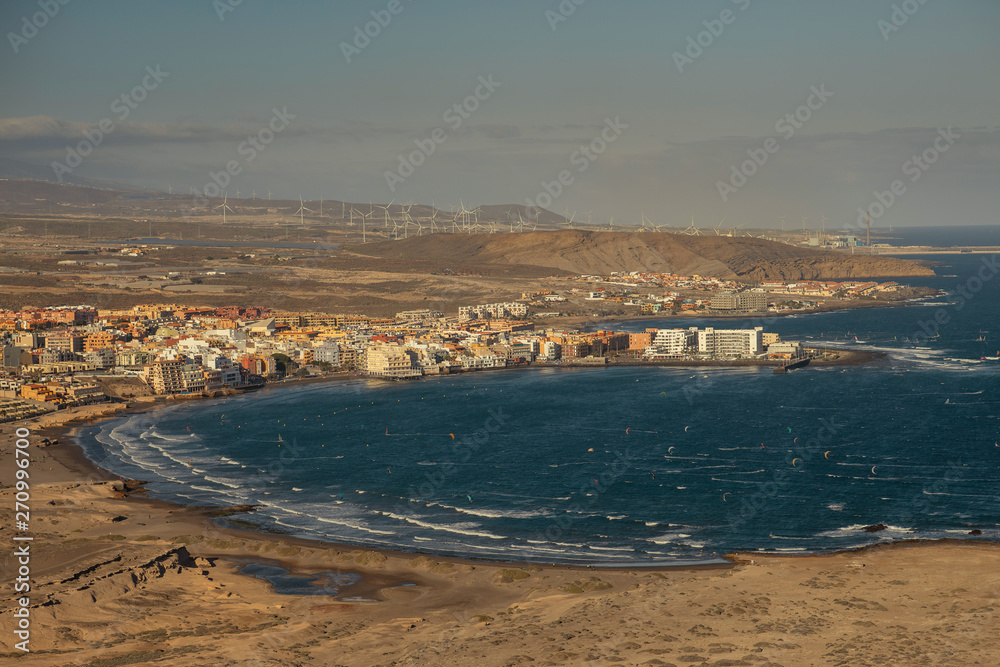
[168,185,830,242]
[182,188,542,241]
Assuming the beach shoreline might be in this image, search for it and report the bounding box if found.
[3,396,1000,664]
[50,344,884,566]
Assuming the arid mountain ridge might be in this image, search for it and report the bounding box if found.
[361,230,935,281]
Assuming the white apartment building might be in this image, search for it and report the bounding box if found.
[697,327,764,358]
[363,344,421,378]
[458,302,528,321]
[312,342,341,366]
[643,328,697,359]
[541,340,561,360]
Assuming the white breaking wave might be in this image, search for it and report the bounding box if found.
[379,511,507,540]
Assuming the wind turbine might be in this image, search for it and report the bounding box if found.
[401,203,417,237]
[684,214,701,236]
[377,200,395,236]
[167,185,173,195]
[215,193,234,224]
[457,199,471,232]
[235,189,240,199]
[639,212,652,232]
[350,207,365,240]
[778,215,785,232]
[292,196,313,239]
[251,189,257,200]
[267,190,272,200]
[363,202,377,242]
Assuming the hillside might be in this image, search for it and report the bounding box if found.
[359,231,935,281]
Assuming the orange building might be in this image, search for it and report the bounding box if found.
[84,332,115,352]
[628,332,653,351]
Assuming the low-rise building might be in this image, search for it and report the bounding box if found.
[363,344,421,378]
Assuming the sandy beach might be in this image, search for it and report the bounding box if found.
[1,404,998,666]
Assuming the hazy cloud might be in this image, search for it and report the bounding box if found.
[0,115,316,152]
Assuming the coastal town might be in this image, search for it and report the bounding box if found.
[0,273,867,413]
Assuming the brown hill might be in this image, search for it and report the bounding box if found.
[360,231,934,281]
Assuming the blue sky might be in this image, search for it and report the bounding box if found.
[1,0,998,229]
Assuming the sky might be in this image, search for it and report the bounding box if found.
[1,0,998,230]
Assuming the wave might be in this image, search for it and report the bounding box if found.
[422,501,546,520]
[311,515,396,536]
[647,532,692,545]
[379,511,507,540]
[817,524,914,538]
[203,475,241,489]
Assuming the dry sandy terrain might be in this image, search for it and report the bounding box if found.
[0,406,997,666]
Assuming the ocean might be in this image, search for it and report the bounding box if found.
[76,246,1000,565]
[879,225,1000,247]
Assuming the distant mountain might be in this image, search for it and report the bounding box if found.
[0,158,148,191]
[360,230,935,281]
[0,178,573,228]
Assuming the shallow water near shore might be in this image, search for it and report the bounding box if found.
[77,253,1000,564]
